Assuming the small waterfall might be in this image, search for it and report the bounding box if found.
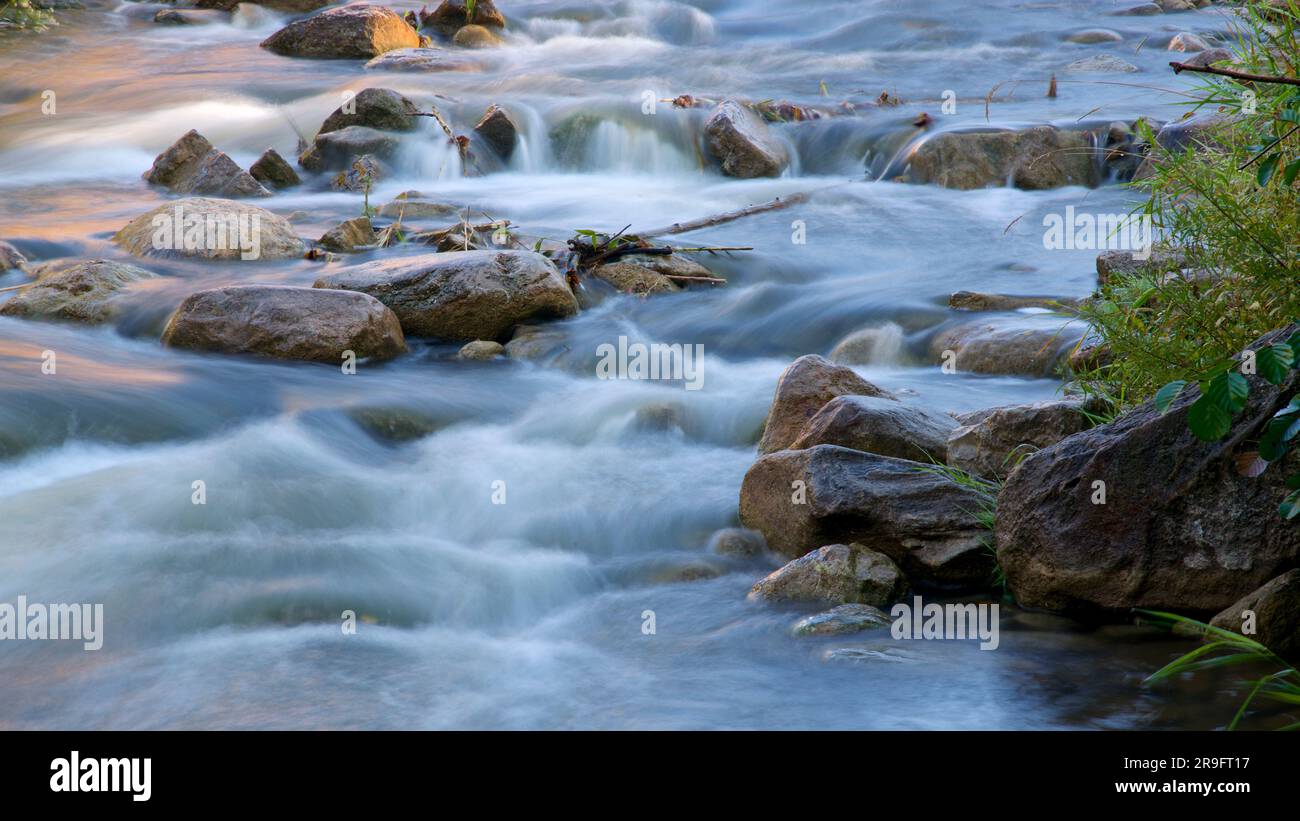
[584,120,697,174]
[508,103,554,174]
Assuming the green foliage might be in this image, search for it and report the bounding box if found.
[1140,610,1300,730]
[0,0,56,30]
[916,462,1005,591]
[1076,2,1300,405]
[464,0,476,24]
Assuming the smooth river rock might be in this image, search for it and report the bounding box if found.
[161,285,407,362]
[788,394,958,463]
[704,99,789,178]
[907,126,1099,190]
[313,250,579,341]
[757,354,893,454]
[113,198,305,261]
[0,259,157,324]
[261,5,420,59]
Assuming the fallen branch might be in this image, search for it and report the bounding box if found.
[1169,61,1300,87]
[636,192,812,238]
[662,273,727,283]
[0,281,35,293]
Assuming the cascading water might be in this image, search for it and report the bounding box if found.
[0,0,1237,729]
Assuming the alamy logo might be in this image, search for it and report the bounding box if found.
[890,596,999,650]
[150,205,262,260]
[0,595,103,650]
[595,335,705,390]
[50,751,151,802]
[1042,205,1152,260]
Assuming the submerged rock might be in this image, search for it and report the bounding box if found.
[707,527,768,558]
[1167,32,1209,52]
[161,285,407,362]
[457,340,505,360]
[113,198,305,261]
[704,99,789,179]
[907,126,1099,190]
[997,325,1300,615]
[948,291,1080,312]
[590,261,680,296]
[946,399,1098,480]
[757,354,893,455]
[750,543,908,608]
[249,148,300,189]
[261,5,420,60]
[739,445,991,586]
[313,250,579,341]
[0,259,157,324]
[143,130,269,198]
[792,603,892,636]
[1064,29,1123,44]
[154,8,227,24]
[788,394,957,463]
[928,318,1086,377]
[1065,54,1139,72]
[829,323,905,365]
[364,47,482,72]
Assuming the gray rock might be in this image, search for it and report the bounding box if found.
[249,148,300,189]
[750,543,908,607]
[364,47,483,73]
[590,261,680,296]
[313,250,579,341]
[261,5,420,59]
[1167,32,1209,52]
[757,354,893,455]
[504,324,569,362]
[928,318,1087,377]
[300,126,401,172]
[378,194,459,219]
[996,325,1300,615]
[318,216,375,252]
[792,603,892,636]
[330,154,386,192]
[829,323,904,365]
[113,198,305,261]
[1180,47,1232,68]
[143,130,269,198]
[707,527,768,558]
[1096,247,1189,287]
[739,445,992,586]
[949,291,1080,312]
[0,259,157,324]
[704,99,789,178]
[318,88,421,135]
[1209,570,1300,661]
[1065,29,1123,44]
[162,285,407,362]
[788,394,957,463]
[473,104,518,160]
[947,399,1098,480]
[154,8,227,24]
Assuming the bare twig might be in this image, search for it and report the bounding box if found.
[1169,61,1300,87]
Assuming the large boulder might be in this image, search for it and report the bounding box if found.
[161,285,406,362]
[1209,570,1300,661]
[113,198,305,261]
[907,126,1099,190]
[946,399,1097,480]
[0,259,157,324]
[929,318,1086,377]
[261,5,420,60]
[997,326,1300,616]
[313,250,579,341]
[420,0,505,37]
[318,88,421,135]
[757,355,893,454]
[299,126,401,172]
[749,543,908,608]
[704,99,789,179]
[788,394,957,463]
[739,445,991,586]
[143,130,269,198]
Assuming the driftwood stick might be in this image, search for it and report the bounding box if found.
[1169,61,1300,87]
[636,192,812,238]
[0,281,35,293]
[662,274,727,283]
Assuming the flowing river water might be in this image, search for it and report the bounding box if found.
[0,0,1252,728]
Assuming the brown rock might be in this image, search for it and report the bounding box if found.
[907,126,1099,190]
[1209,570,1300,661]
[261,5,420,60]
[947,399,1098,480]
[704,99,789,179]
[757,355,893,455]
[474,104,518,160]
[249,148,301,189]
[318,216,376,252]
[420,0,505,37]
[789,395,957,463]
[0,259,157,324]
[750,543,908,607]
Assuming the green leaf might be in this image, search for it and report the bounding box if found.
[1259,417,1293,461]
[1280,489,1300,520]
[1258,153,1281,186]
[1187,395,1233,441]
[1154,380,1187,413]
[1285,158,1300,186]
[1204,372,1248,414]
[1257,343,1295,384]
[1288,474,1300,490]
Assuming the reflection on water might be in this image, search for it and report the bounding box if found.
[0,0,1261,728]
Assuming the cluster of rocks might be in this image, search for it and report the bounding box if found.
[142,129,295,198]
